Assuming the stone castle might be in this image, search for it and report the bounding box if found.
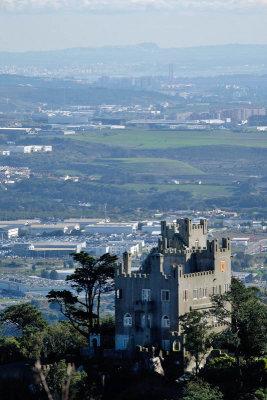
[115,218,231,354]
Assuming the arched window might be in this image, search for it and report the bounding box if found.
[123,313,132,327]
[173,340,180,352]
[161,315,170,328]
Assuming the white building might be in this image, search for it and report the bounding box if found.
[7,145,52,153]
[87,240,144,257]
[0,226,19,239]
[42,146,52,152]
[0,150,10,156]
[87,246,110,257]
[141,222,161,234]
[231,237,250,247]
[85,223,138,235]
[109,243,139,256]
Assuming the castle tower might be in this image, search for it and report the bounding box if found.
[115,218,231,355]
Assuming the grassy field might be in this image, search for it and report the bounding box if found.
[71,129,267,150]
[118,184,233,198]
[93,157,205,175]
[86,182,234,199]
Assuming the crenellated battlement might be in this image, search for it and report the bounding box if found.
[118,271,170,280]
[170,331,179,337]
[183,270,214,278]
[131,273,147,279]
[192,224,206,230]
[160,218,209,250]
[161,243,230,256]
[117,220,230,280]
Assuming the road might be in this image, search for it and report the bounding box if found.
[246,238,267,255]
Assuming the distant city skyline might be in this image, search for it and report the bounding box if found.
[0,0,266,52]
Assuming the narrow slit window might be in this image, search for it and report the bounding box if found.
[221,261,226,272]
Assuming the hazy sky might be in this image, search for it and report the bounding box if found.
[0,0,267,51]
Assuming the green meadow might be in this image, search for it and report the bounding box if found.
[92,157,205,175]
[72,129,267,150]
[109,183,233,198]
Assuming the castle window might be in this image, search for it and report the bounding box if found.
[147,314,152,328]
[173,340,181,352]
[203,288,208,298]
[213,286,217,295]
[135,311,146,328]
[141,313,146,328]
[161,290,170,301]
[161,315,170,328]
[142,289,151,302]
[193,289,198,300]
[221,261,226,272]
[123,313,132,327]
[198,288,202,298]
[224,284,230,292]
[183,290,188,301]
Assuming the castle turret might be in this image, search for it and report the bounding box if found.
[123,251,132,274]
[200,218,208,235]
[222,237,231,251]
[150,253,164,273]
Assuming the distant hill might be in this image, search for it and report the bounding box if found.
[0,74,171,108]
[1,44,267,77]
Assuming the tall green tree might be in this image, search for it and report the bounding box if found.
[43,322,87,360]
[182,378,223,400]
[0,336,23,365]
[47,252,117,343]
[0,303,47,334]
[36,359,93,400]
[210,278,267,370]
[179,311,211,375]
[20,327,46,359]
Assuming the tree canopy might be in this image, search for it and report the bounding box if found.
[179,310,211,375]
[182,378,223,400]
[47,251,117,342]
[0,303,47,333]
[211,278,267,359]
